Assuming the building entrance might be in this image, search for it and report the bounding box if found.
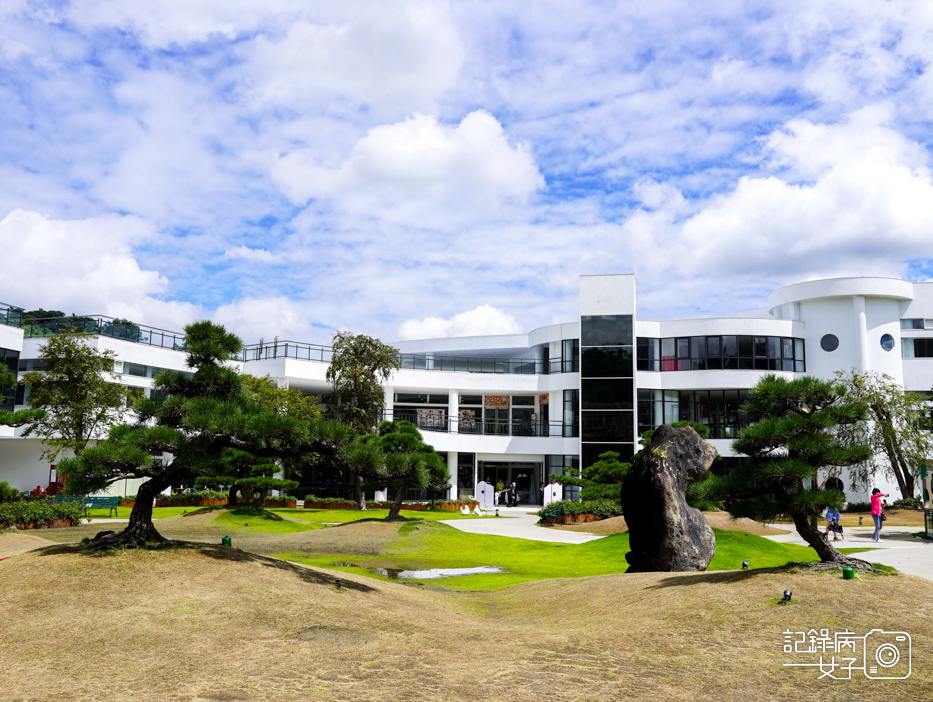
[477,461,542,505]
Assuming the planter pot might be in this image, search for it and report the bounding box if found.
[119,501,135,509]
[304,502,324,509]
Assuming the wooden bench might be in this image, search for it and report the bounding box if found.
[84,496,120,518]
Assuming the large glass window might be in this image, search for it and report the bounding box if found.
[581,346,632,377]
[581,315,633,346]
[903,338,933,358]
[563,389,578,437]
[582,443,634,471]
[457,453,475,490]
[581,411,635,442]
[637,388,750,439]
[561,339,579,373]
[581,379,633,409]
[636,335,805,373]
[548,455,580,501]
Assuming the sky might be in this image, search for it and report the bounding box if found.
[1,1,933,344]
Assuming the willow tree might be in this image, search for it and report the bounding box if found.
[326,331,400,507]
[835,370,931,500]
[58,321,360,548]
[711,375,872,565]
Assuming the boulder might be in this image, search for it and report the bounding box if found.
[621,424,717,572]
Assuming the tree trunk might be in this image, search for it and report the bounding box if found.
[791,511,847,563]
[356,474,366,510]
[228,483,239,507]
[92,471,177,549]
[386,483,408,521]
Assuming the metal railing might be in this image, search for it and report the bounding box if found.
[11,313,188,351]
[0,302,23,328]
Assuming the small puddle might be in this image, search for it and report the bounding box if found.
[331,563,505,579]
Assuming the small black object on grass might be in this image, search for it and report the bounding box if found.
[742,560,749,570]
[335,577,343,589]
[778,590,792,605]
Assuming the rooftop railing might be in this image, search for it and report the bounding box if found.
[4,308,573,375]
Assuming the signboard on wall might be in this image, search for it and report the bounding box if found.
[484,395,510,407]
[416,408,446,429]
[538,393,549,404]
[458,409,476,431]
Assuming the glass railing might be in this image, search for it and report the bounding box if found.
[379,409,578,437]
[5,306,573,376]
[0,302,23,328]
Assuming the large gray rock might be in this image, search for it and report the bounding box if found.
[621,424,717,572]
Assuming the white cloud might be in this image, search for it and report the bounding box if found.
[211,296,320,344]
[223,246,278,263]
[270,110,544,223]
[397,305,523,340]
[0,209,199,329]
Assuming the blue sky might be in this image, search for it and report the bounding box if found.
[2,1,933,343]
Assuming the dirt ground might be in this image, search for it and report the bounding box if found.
[1,544,930,701]
[0,532,54,558]
[556,513,790,536]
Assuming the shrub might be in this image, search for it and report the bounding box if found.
[0,501,83,528]
[0,481,21,503]
[891,497,922,510]
[537,499,623,520]
[843,501,871,513]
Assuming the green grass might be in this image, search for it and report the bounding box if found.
[85,506,203,520]
[270,508,493,523]
[211,508,322,534]
[276,522,825,591]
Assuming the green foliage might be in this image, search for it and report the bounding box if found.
[554,450,631,501]
[891,497,922,510]
[241,374,321,422]
[685,473,724,511]
[834,370,932,500]
[325,331,400,433]
[0,500,83,527]
[0,481,21,503]
[157,490,229,504]
[842,501,871,513]
[537,499,624,519]
[22,309,65,320]
[15,332,135,461]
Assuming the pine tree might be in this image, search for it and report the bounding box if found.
[712,374,871,564]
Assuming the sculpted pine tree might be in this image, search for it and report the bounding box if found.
[712,375,872,565]
[554,450,630,502]
[355,420,448,521]
[59,321,360,548]
[325,332,400,507]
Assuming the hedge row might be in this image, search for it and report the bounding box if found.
[537,499,623,520]
[0,501,84,528]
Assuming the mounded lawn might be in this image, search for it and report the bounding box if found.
[270,507,493,523]
[85,506,198,520]
[1,542,930,701]
[276,521,843,591]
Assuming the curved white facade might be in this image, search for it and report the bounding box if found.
[2,273,931,503]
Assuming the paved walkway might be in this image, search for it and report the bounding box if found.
[441,506,606,544]
[763,525,933,581]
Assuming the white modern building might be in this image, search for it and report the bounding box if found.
[2,274,931,503]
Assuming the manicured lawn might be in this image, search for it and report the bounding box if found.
[270,507,492,523]
[210,508,322,534]
[85,506,201,520]
[277,521,826,591]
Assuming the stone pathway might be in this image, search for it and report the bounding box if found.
[763,525,933,582]
[441,506,606,544]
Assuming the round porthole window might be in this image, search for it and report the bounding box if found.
[820,334,839,352]
[880,333,895,352]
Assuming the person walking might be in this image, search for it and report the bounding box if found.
[870,488,889,542]
[510,481,518,507]
[824,506,842,541]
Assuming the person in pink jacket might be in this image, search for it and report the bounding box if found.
[870,488,889,542]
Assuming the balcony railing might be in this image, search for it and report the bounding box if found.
[381,409,578,438]
[5,307,576,376]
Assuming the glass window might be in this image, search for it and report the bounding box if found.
[768,337,781,359]
[395,393,429,403]
[581,379,633,410]
[459,395,482,405]
[581,411,634,442]
[901,319,924,329]
[691,336,706,359]
[583,443,634,470]
[902,338,915,359]
[782,338,793,359]
[457,453,475,489]
[512,396,535,406]
[676,338,690,358]
[753,337,767,357]
[562,339,579,372]
[820,334,839,352]
[721,336,736,357]
[581,315,632,347]
[563,389,578,436]
[738,335,753,358]
[581,346,633,377]
[880,334,895,352]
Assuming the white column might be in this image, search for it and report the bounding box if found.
[448,389,458,434]
[384,386,394,422]
[853,295,871,371]
[447,451,458,500]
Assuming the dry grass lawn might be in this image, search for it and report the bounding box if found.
[1,543,931,701]
[556,513,790,536]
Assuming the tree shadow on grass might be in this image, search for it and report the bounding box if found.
[644,565,799,589]
[31,541,375,592]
